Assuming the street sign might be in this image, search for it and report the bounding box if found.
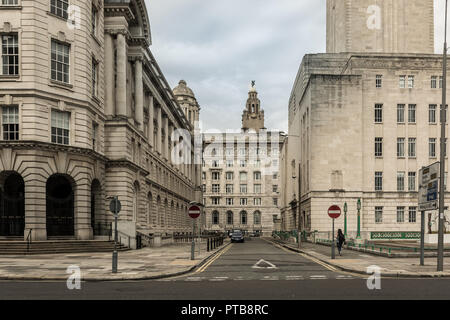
[328,205,341,219]
[419,162,439,211]
[109,198,121,216]
[188,205,201,219]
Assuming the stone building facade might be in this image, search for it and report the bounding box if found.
[0,0,202,242]
[202,85,284,236]
[282,0,450,241]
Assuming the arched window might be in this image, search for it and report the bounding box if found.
[212,211,219,225]
[226,211,233,225]
[133,182,140,222]
[254,211,261,225]
[240,211,247,225]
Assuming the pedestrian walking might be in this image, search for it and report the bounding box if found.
[336,229,345,256]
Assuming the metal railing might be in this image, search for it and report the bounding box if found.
[26,228,32,252]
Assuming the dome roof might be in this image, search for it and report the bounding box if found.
[173,80,195,98]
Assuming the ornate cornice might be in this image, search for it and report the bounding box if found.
[104,5,135,22]
[106,159,149,176]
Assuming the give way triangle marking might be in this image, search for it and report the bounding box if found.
[252,259,277,269]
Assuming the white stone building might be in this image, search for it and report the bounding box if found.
[0,0,202,244]
[282,0,450,241]
[202,85,284,236]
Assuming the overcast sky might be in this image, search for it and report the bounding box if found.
[146,0,450,133]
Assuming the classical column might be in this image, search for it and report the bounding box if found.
[149,96,154,148]
[168,123,174,163]
[115,32,127,117]
[164,115,169,160]
[156,105,162,154]
[134,58,144,130]
[104,33,115,116]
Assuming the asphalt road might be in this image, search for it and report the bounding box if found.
[2,238,450,300]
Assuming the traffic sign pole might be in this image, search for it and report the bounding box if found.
[331,218,335,259]
[420,210,425,266]
[328,205,341,260]
[191,219,195,260]
[188,204,201,261]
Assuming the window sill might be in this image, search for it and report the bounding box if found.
[0,5,22,10]
[49,79,73,91]
[0,74,20,81]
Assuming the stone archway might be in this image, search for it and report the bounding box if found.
[0,172,25,237]
[46,174,75,237]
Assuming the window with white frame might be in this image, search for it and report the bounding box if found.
[399,75,406,88]
[202,172,206,180]
[240,211,247,225]
[409,207,417,223]
[253,171,261,180]
[226,172,233,180]
[2,105,19,141]
[51,40,70,83]
[240,160,246,167]
[375,172,383,191]
[227,211,233,224]
[254,211,261,225]
[408,138,416,158]
[50,0,69,19]
[239,172,247,181]
[1,34,19,76]
[212,211,219,224]
[273,198,278,206]
[212,172,220,180]
[273,172,278,179]
[273,185,278,193]
[408,104,416,123]
[375,207,383,223]
[397,138,405,157]
[375,75,382,88]
[375,137,383,157]
[92,121,98,151]
[431,76,437,89]
[2,0,19,5]
[240,184,247,194]
[408,172,416,191]
[226,160,233,167]
[212,184,220,193]
[397,104,405,123]
[226,184,233,194]
[226,198,233,206]
[429,104,437,123]
[240,198,247,206]
[254,184,261,194]
[211,198,220,205]
[408,75,414,88]
[254,198,261,206]
[397,207,405,223]
[92,58,98,97]
[374,104,383,123]
[91,5,98,36]
[51,110,70,145]
[397,172,405,191]
[226,147,234,156]
[430,138,437,157]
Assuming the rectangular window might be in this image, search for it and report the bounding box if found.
[240,184,247,194]
[202,172,206,180]
[51,110,70,145]
[408,75,414,88]
[429,104,437,123]
[239,172,247,181]
[431,76,437,88]
[397,104,405,123]
[92,121,98,151]
[226,184,233,194]
[397,172,405,191]
[397,207,405,223]
[212,184,220,193]
[375,137,383,157]
[273,172,278,179]
[2,0,19,5]
[212,172,220,180]
[430,138,436,158]
[240,198,247,206]
[211,197,220,205]
[51,40,70,83]
[226,160,233,167]
[50,0,69,19]
[253,171,261,180]
[202,184,206,192]
[226,198,233,206]
[254,184,261,194]
[374,104,383,123]
[273,198,278,206]
[376,75,382,88]
[226,172,233,180]
[408,172,416,191]
[254,198,261,205]
[1,34,19,76]
[272,185,278,193]
[2,105,19,141]
[408,138,416,158]
[226,147,234,156]
[212,160,219,168]
[91,5,98,36]
[399,75,406,88]
[408,104,416,123]
[240,160,246,167]
[375,207,383,223]
[409,207,417,223]
[92,58,98,97]
[397,138,405,157]
[375,172,383,191]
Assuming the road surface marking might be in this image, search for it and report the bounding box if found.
[310,275,327,279]
[261,276,279,281]
[286,275,304,280]
[336,275,353,279]
[197,243,233,273]
[185,277,203,282]
[209,277,228,282]
[252,259,277,269]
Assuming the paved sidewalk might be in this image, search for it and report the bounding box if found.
[272,239,450,278]
[0,240,230,281]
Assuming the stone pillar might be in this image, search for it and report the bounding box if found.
[104,33,115,116]
[115,32,127,117]
[149,96,154,148]
[75,173,93,240]
[156,106,162,154]
[164,116,169,160]
[24,174,47,241]
[134,58,144,130]
[168,123,174,164]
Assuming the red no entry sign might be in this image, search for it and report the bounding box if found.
[328,205,341,219]
[188,205,201,219]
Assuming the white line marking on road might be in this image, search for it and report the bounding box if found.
[185,277,203,282]
[286,275,304,280]
[209,277,228,281]
[310,275,327,279]
[336,275,353,279]
[261,276,279,281]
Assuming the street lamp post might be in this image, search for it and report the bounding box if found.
[356,198,361,239]
[438,0,449,272]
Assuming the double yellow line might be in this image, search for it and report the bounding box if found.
[196,243,233,273]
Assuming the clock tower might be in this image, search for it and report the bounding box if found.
[242,82,265,132]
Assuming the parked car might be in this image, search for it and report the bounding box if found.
[231,230,245,243]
